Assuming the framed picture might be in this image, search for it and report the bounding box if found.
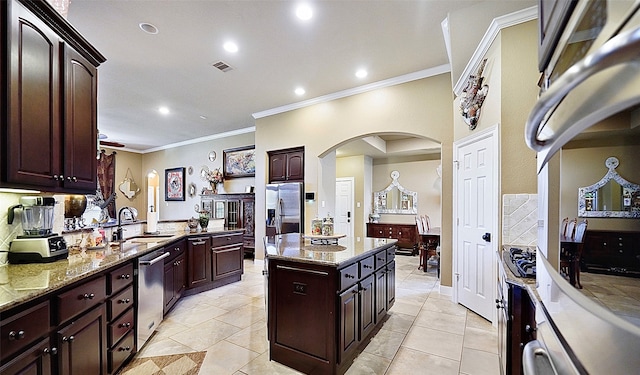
[165,167,185,201]
[223,145,255,178]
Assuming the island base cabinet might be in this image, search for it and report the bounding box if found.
[57,304,107,375]
[338,284,359,359]
[386,261,396,309]
[268,243,396,375]
[0,337,52,375]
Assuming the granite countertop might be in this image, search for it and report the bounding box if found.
[0,228,243,313]
[264,233,397,267]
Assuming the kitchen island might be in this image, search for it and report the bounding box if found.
[265,234,397,375]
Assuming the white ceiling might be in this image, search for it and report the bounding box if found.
[65,0,526,154]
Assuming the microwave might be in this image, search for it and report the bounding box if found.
[525,1,640,374]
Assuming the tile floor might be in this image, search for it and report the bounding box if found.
[135,254,499,375]
[579,271,640,326]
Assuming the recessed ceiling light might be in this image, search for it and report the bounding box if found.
[139,22,159,35]
[296,4,313,20]
[199,115,207,120]
[224,42,238,53]
[355,69,368,78]
[295,87,305,96]
[158,106,170,115]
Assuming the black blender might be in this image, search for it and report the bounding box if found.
[8,196,68,263]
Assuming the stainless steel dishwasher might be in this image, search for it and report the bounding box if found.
[137,249,170,349]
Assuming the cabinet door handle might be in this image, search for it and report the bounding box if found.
[82,293,95,300]
[345,274,355,279]
[119,322,132,328]
[43,347,58,355]
[118,346,131,351]
[62,335,75,342]
[119,298,131,304]
[119,274,131,280]
[191,240,206,245]
[8,330,25,340]
[175,247,181,252]
[363,265,372,269]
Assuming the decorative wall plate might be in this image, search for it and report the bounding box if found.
[208,151,217,162]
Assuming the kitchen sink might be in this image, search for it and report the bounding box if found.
[113,234,175,246]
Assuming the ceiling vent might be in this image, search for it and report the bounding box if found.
[212,61,233,72]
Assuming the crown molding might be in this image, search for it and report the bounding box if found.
[453,6,538,96]
[253,64,451,120]
[138,126,256,154]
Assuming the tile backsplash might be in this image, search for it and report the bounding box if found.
[0,193,29,251]
[502,194,537,247]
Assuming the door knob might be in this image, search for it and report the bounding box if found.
[482,233,491,242]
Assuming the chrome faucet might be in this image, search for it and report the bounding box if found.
[115,206,133,241]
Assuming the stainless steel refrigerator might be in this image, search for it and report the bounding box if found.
[266,182,304,236]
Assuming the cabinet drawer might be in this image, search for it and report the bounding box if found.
[339,263,359,291]
[360,255,375,278]
[109,262,133,294]
[108,329,135,374]
[108,285,134,320]
[0,301,50,363]
[56,276,106,324]
[386,246,396,262]
[210,233,243,248]
[374,250,387,270]
[109,308,134,347]
[165,239,186,264]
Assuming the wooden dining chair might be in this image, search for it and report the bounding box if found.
[415,216,425,270]
[421,215,431,232]
[573,219,588,288]
[566,218,577,239]
[561,217,568,237]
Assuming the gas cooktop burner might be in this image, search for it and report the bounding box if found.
[506,247,536,278]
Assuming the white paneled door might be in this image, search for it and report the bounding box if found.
[454,127,498,322]
[335,178,354,238]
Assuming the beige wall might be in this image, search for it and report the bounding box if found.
[255,75,455,284]
[140,132,255,222]
[448,1,536,87]
[335,155,443,244]
[102,147,146,219]
[561,145,640,232]
[372,159,442,227]
[451,20,539,254]
[336,155,369,242]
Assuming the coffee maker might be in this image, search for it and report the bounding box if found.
[8,196,68,263]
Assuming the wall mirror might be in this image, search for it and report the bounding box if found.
[578,157,640,218]
[373,170,418,214]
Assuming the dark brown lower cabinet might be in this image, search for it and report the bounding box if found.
[186,236,212,289]
[503,282,536,375]
[212,243,243,280]
[0,337,52,375]
[57,304,108,375]
[164,253,186,315]
[184,231,245,295]
[338,283,359,360]
[268,243,396,375]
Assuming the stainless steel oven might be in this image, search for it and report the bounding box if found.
[525,1,640,373]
